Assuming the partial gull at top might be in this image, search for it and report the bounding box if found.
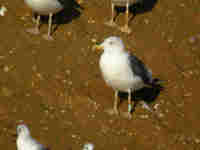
[105,0,143,34]
[24,0,67,40]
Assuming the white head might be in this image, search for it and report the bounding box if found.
[99,36,125,53]
[83,143,94,150]
[17,124,30,138]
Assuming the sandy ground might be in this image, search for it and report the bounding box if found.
[0,0,200,149]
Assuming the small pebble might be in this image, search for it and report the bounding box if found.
[72,134,78,138]
[167,38,173,43]
[91,38,97,43]
[68,81,73,86]
[194,138,200,144]
[158,113,164,118]
[3,66,10,72]
[1,87,13,97]
[32,65,37,72]
[153,103,160,110]
[179,3,185,7]
[88,18,95,24]
[139,114,149,119]
[0,55,5,59]
[144,19,149,24]
[188,36,197,44]
[65,69,71,75]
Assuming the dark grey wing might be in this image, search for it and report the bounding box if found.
[128,53,153,85]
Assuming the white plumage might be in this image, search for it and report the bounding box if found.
[16,124,46,150]
[100,45,145,92]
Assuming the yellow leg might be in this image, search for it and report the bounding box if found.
[105,3,117,27]
[113,90,119,114]
[36,15,40,29]
[121,89,132,119]
[128,89,132,114]
[105,90,119,115]
[26,15,40,35]
[43,13,54,41]
[119,1,132,34]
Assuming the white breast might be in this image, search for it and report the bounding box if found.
[100,52,144,92]
[17,136,43,150]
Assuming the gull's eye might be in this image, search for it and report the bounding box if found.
[17,127,21,134]
[109,41,114,45]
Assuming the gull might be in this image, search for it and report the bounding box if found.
[83,143,94,150]
[105,0,142,34]
[16,124,47,150]
[95,36,155,119]
[0,5,7,16]
[24,0,65,40]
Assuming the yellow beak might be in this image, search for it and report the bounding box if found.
[92,44,104,51]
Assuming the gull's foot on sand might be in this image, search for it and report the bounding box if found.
[26,27,40,35]
[42,34,54,41]
[119,25,132,34]
[105,108,119,116]
[104,20,117,27]
[120,111,132,120]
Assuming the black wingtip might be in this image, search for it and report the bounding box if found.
[151,78,165,86]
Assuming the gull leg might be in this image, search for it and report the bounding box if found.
[43,13,54,41]
[119,1,132,34]
[26,15,40,35]
[121,89,133,119]
[105,90,119,115]
[104,3,117,27]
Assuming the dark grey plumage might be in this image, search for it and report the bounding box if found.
[128,54,153,85]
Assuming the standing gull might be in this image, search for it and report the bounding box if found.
[24,0,65,40]
[105,0,142,34]
[16,124,47,150]
[95,36,154,119]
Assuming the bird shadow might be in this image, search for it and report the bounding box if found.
[118,78,164,110]
[114,0,158,22]
[33,0,83,34]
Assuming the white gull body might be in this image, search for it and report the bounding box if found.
[98,36,153,119]
[100,46,145,92]
[24,0,63,15]
[16,124,46,150]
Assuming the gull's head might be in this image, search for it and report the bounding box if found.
[83,143,94,150]
[17,124,30,138]
[95,36,125,53]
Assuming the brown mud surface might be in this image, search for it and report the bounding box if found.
[0,0,200,149]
